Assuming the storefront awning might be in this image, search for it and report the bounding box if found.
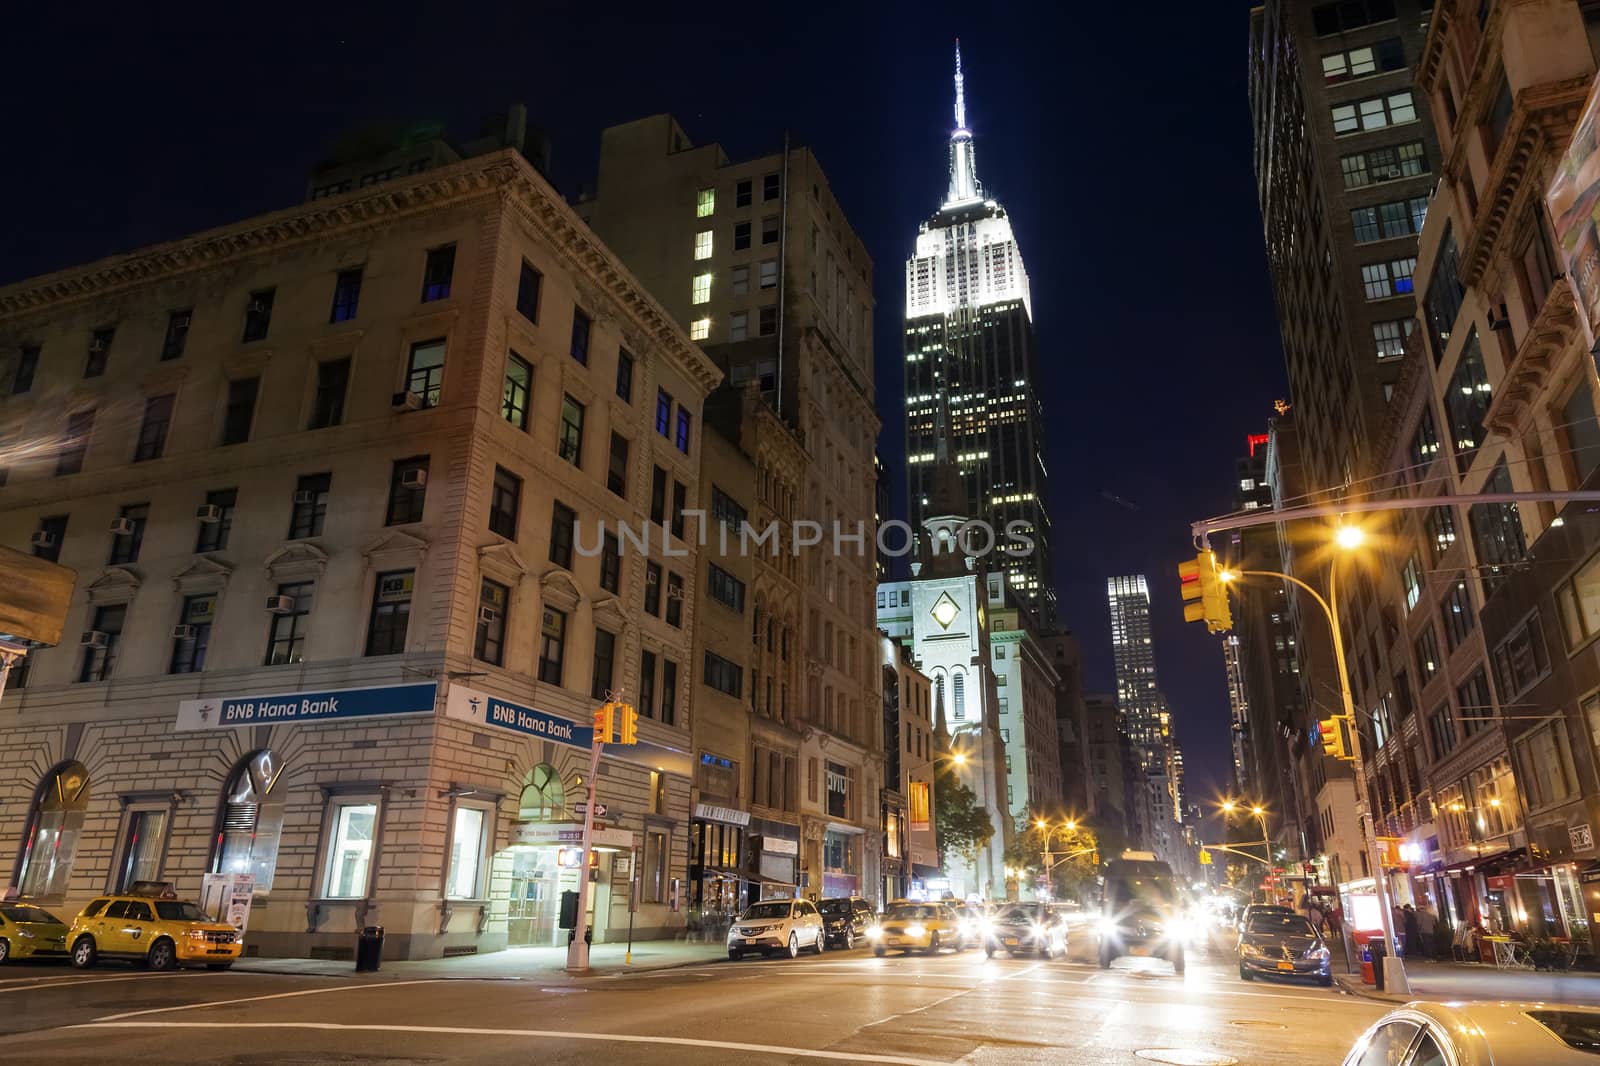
[911,863,942,880]
[1436,847,1526,875]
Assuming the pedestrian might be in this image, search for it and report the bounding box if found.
[1326,903,1343,934]
[1307,900,1325,932]
[1403,905,1421,959]
[1417,905,1437,959]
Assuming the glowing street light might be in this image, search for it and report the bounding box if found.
[1335,525,1365,550]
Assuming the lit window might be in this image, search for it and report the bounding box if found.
[694,231,713,260]
[696,188,715,217]
[691,273,712,305]
[689,318,710,340]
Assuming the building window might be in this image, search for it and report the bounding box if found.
[538,608,566,684]
[134,394,175,461]
[734,221,752,251]
[735,179,753,208]
[708,563,745,613]
[689,318,710,340]
[1361,258,1416,300]
[79,603,126,682]
[729,310,749,341]
[675,408,692,453]
[1410,407,1442,472]
[109,503,148,565]
[645,561,663,616]
[12,346,39,394]
[651,465,667,523]
[446,806,488,900]
[558,395,585,465]
[549,501,575,569]
[694,231,714,260]
[1333,91,1415,135]
[704,650,743,697]
[265,582,314,665]
[421,245,455,302]
[1312,0,1397,36]
[643,829,668,903]
[406,339,446,408]
[758,260,778,290]
[503,352,532,430]
[710,486,747,529]
[1427,703,1456,759]
[758,305,778,336]
[1373,318,1413,359]
[211,751,284,892]
[1440,575,1476,650]
[57,410,93,475]
[1423,503,1457,563]
[289,473,331,538]
[656,390,673,437]
[661,659,678,724]
[162,310,192,360]
[591,628,617,700]
[81,327,113,378]
[328,268,363,324]
[761,216,779,245]
[242,290,274,343]
[1443,332,1492,472]
[382,457,428,526]
[671,480,687,539]
[1563,383,1600,484]
[1515,718,1578,812]
[322,800,378,898]
[365,570,413,656]
[488,466,521,539]
[763,173,780,201]
[1340,141,1428,189]
[1413,623,1441,684]
[666,572,684,627]
[732,265,749,296]
[223,377,259,445]
[607,433,629,497]
[1470,461,1526,591]
[1321,38,1404,83]
[1556,547,1600,650]
[196,488,236,552]
[638,650,658,718]
[16,762,89,897]
[616,349,634,403]
[600,532,621,593]
[309,358,351,430]
[696,188,715,217]
[516,260,542,323]
[691,273,712,305]
[1492,610,1549,704]
[1456,668,1494,739]
[170,594,216,674]
[570,308,591,365]
[1402,555,1422,610]
[476,579,507,665]
[115,808,170,892]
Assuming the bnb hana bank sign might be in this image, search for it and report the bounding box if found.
[176,682,438,731]
[444,685,593,749]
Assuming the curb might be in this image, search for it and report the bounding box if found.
[230,950,731,983]
[1334,973,1408,1004]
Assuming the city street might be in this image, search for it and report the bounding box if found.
[3,937,1386,1065]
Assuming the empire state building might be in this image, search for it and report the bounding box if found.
[904,43,1055,624]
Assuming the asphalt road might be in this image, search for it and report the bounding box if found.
[3,934,1385,1065]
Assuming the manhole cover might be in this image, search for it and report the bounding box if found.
[1228,1019,1288,1030]
[1135,1051,1239,1066]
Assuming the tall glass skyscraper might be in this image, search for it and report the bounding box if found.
[904,43,1055,624]
[1106,574,1170,774]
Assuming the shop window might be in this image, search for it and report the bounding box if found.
[1514,719,1578,812]
[322,799,379,899]
[116,806,170,892]
[15,761,89,899]
[519,764,565,821]
[212,750,284,893]
[446,805,489,899]
[643,829,668,903]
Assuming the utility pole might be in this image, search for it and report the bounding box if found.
[566,696,639,974]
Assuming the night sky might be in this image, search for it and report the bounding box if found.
[4,2,1285,821]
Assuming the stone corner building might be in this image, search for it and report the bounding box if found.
[0,139,721,960]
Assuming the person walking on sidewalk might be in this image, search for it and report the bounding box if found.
[1416,905,1437,959]
[1403,905,1422,959]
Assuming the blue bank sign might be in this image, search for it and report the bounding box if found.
[444,685,592,749]
[176,682,438,732]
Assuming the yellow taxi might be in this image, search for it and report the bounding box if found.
[68,882,242,971]
[0,901,70,962]
[869,900,970,956]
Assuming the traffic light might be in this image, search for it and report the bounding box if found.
[1318,716,1352,760]
[1199,848,1212,866]
[1178,551,1233,633]
[617,703,639,745]
[593,701,615,744]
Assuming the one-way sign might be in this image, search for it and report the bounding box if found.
[574,802,607,817]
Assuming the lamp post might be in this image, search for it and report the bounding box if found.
[1221,523,1409,993]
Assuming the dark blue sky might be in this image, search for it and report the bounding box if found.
[4,1,1284,818]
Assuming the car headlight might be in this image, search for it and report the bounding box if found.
[187,928,209,940]
[1096,917,1119,937]
[905,924,926,938]
[978,918,995,937]
[1308,946,1330,961]
[866,926,883,939]
[1240,943,1262,957]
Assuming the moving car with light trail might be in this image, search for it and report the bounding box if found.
[0,902,69,962]
[871,900,967,956]
[1096,852,1187,974]
[726,898,826,960]
[981,901,1067,958]
[1236,909,1332,986]
[1342,1002,1600,1065]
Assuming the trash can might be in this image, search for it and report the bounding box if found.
[1353,929,1376,985]
[1369,937,1387,992]
[355,925,385,972]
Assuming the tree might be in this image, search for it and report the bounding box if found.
[934,765,995,870]
[1003,805,1100,903]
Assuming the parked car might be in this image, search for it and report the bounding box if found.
[818,896,876,949]
[1096,853,1187,974]
[1236,909,1332,986]
[1342,1002,1600,1066]
[1236,903,1295,934]
[68,883,241,971]
[871,900,967,956]
[0,902,69,963]
[982,901,1067,959]
[726,898,826,960]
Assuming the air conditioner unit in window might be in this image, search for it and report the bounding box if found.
[80,630,108,648]
[668,584,685,600]
[401,468,428,489]
[265,595,295,614]
[478,606,499,624]
[249,298,269,314]
[196,504,223,523]
[293,490,316,505]
[108,517,136,535]
[171,624,197,640]
[392,391,423,412]
[30,531,56,549]
[88,338,107,353]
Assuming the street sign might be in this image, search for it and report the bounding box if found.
[574,801,607,818]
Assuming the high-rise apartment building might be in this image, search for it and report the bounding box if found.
[1106,575,1168,773]
[583,115,884,904]
[903,46,1055,624]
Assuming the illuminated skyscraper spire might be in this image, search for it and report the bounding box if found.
[946,39,982,207]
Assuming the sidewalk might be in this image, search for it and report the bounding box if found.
[1335,958,1600,1005]
[234,937,730,981]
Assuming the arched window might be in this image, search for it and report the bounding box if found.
[213,750,285,892]
[16,761,90,899]
[519,764,564,821]
[953,673,966,722]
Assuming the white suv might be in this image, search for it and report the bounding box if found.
[727,898,826,960]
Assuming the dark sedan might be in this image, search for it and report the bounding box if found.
[818,897,876,949]
[982,902,1067,959]
[1237,911,1333,986]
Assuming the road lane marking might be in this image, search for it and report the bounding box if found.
[91,978,451,1021]
[67,1021,952,1064]
[0,973,199,995]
